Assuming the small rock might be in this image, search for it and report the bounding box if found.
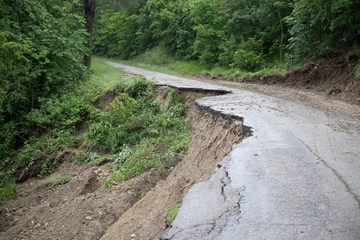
[131,234,136,238]
[77,196,85,202]
[85,216,93,220]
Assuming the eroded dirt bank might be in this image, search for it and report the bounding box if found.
[99,87,247,240]
[0,86,245,240]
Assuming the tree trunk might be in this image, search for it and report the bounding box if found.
[83,0,96,68]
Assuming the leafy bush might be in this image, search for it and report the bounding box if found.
[286,0,360,62]
[0,60,191,206]
[232,50,264,72]
[93,78,191,185]
[114,76,155,98]
[0,0,87,119]
[75,152,101,165]
[0,0,89,191]
[0,81,98,188]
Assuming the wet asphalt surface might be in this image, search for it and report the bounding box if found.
[106,62,360,240]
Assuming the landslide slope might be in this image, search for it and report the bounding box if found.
[0,86,246,240]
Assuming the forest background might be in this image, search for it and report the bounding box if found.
[0,0,360,204]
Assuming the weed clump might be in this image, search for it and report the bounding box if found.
[38,173,73,189]
[166,202,182,227]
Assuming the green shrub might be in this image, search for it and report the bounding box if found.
[103,88,190,186]
[0,182,17,210]
[114,76,155,98]
[231,50,264,72]
[76,152,101,165]
[0,60,191,202]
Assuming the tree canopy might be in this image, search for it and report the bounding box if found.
[0,0,89,166]
[0,0,88,117]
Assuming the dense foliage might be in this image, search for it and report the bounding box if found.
[286,0,360,60]
[93,0,360,67]
[0,0,87,117]
[0,0,87,205]
[0,0,88,168]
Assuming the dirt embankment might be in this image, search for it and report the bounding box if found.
[258,57,360,104]
[0,86,246,240]
[100,88,247,240]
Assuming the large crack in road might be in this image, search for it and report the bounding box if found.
[106,62,360,239]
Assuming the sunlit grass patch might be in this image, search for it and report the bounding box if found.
[91,57,126,91]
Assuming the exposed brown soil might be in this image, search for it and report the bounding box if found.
[94,90,116,111]
[99,90,245,240]
[257,57,360,104]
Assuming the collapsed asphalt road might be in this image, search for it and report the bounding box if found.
[106,62,360,239]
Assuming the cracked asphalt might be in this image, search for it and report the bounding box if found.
[106,62,360,240]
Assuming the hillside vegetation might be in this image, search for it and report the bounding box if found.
[0,59,190,208]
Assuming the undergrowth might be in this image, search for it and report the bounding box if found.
[98,79,190,186]
[0,58,190,208]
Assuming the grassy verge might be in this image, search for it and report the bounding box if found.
[99,45,289,80]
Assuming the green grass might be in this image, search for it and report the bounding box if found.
[100,44,289,81]
[0,183,17,210]
[91,58,126,90]
[92,79,190,186]
[166,202,182,227]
